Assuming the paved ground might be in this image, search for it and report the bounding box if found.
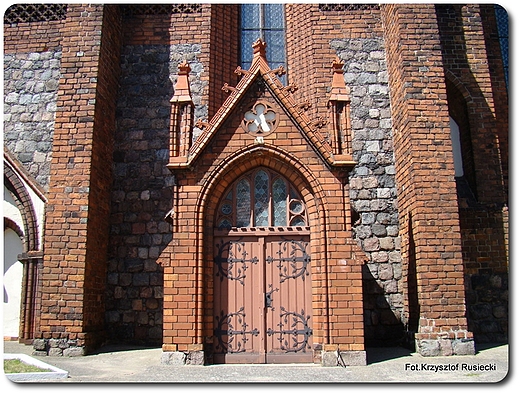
[2,340,510,386]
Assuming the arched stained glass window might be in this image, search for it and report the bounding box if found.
[235,179,251,227]
[272,178,287,226]
[216,168,308,230]
[254,170,270,226]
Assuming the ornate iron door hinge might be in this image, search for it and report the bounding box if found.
[266,239,310,282]
[214,239,259,285]
[267,307,313,353]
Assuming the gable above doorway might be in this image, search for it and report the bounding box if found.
[167,39,356,170]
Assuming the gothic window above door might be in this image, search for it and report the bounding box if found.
[215,168,308,231]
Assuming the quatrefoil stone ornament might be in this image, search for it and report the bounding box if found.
[242,102,279,136]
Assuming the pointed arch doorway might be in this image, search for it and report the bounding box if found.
[212,167,313,364]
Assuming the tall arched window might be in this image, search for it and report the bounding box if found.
[446,79,477,199]
[240,4,287,81]
[215,168,308,229]
[449,116,464,177]
[495,4,508,89]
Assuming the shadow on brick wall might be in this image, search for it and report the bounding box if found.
[437,4,509,346]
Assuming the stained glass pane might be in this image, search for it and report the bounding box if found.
[218,219,232,229]
[272,178,287,226]
[495,5,508,36]
[290,216,306,227]
[264,4,284,29]
[241,4,260,29]
[241,30,261,65]
[236,179,251,227]
[289,200,303,215]
[221,203,232,216]
[265,30,286,64]
[241,3,286,77]
[254,170,269,226]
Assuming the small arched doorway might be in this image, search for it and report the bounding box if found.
[3,227,24,338]
[212,167,313,363]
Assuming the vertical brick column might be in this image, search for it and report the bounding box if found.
[208,4,240,119]
[36,4,122,355]
[436,4,508,344]
[381,4,474,356]
[161,177,203,365]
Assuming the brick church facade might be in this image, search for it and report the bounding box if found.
[3,4,508,366]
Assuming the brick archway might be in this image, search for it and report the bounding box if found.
[194,145,333,363]
[210,167,313,363]
[3,156,43,342]
[4,162,39,253]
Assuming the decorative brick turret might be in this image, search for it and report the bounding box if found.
[169,61,195,164]
[327,59,352,159]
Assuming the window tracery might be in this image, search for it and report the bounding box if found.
[216,168,308,230]
[241,102,279,136]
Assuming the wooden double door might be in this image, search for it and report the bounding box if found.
[213,233,313,363]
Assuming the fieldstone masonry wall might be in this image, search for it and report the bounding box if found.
[168,44,208,141]
[331,38,403,346]
[4,51,62,190]
[465,273,508,343]
[106,43,207,343]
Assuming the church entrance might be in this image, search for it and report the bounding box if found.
[212,168,313,363]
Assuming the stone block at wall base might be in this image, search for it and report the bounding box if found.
[161,350,205,365]
[321,350,367,366]
[186,350,205,365]
[416,338,475,357]
[31,338,86,357]
[63,347,86,357]
[161,351,186,365]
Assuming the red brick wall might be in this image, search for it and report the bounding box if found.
[436,4,507,204]
[83,4,123,336]
[435,4,508,342]
[286,4,382,120]
[4,19,63,53]
[436,4,508,274]
[381,4,472,351]
[208,5,240,119]
[38,4,122,351]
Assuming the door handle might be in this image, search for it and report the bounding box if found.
[265,286,278,309]
[265,292,273,308]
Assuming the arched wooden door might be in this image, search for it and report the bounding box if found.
[212,168,313,364]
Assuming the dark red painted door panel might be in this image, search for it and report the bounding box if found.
[213,234,312,364]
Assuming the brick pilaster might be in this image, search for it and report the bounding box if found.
[381,4,474,356]
[37,4,122,355]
